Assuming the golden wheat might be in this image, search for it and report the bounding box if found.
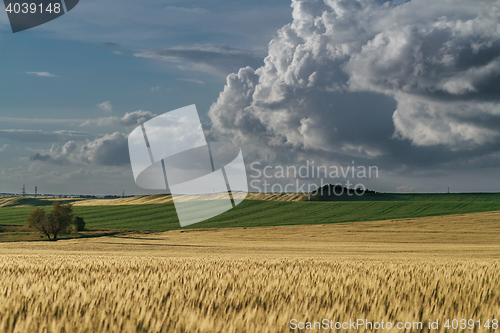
[0,256,498,333]
[1,211,499,332]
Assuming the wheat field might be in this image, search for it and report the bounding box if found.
[0,256,499,332]
[0,210,499,332]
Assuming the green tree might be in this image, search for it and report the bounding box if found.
[26,202,74,241]
[72,216,85,231]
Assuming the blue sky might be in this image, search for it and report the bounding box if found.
[0,0,292,195]
[1,0,500,195]
[0,0,292,119]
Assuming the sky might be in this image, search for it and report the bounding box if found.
[0,0,499,195]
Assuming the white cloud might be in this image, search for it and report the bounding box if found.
[27,71,58,77]
[100,42,123,55]
[81,110,157,127]
[0,117,84,124]
[151,86,160,92]
[30,132,129,166]
[396,185,416,193]
[163,6,209,14]
[208,0,500,163]
[134,44,263,76]
[177,78,205,85]
[98,101,113,112]
[0,144,9,153]
[392,96,500,149]
[0,129,92,143]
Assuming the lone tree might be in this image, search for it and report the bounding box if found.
[26,201,74,241]
[72,215,85,232]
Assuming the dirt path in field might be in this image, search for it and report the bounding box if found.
[0,210,499,260]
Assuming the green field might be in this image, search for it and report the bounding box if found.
[0,193,499,232]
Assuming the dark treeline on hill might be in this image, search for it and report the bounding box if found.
[309,184,380,201]
[309,184,500,202]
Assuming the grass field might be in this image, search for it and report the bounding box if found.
[0,193,500,233]
[0,210,499,332]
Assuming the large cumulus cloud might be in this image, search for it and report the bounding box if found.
[208,0,500,166]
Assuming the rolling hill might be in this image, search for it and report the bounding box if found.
[0,192,499,232]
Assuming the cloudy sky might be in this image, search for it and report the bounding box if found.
[1,0,499,195]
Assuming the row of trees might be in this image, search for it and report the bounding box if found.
[26,202,85,241]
